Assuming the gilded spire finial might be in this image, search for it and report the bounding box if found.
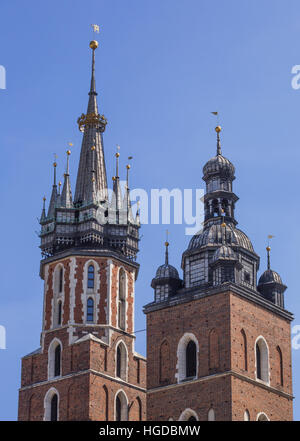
[115,145,120,177]
[266,235,275,270]
[66,149,71,175]
[165,230,169,265]
[215,125,222,156]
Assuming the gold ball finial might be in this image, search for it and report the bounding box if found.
[266,246,271,252]
[90,40,99,50]
[116,152,120,158]
[112,176,116,181]
[215,125,222,133]
[43,196,46,201]
[67,150,71,156]
[165,241,169,247]
[126,164,131,170]
[91,145,96,151]
[221,222,226,227]
[53,162,57,168]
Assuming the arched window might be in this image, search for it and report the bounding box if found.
[44,388,59,421]
[137,397,142,421]
[54,345,61,377]
[59,268,63,293]
[208,408,215,421]
[240,329,247,371]
[276,346,284,386]
[186,340,197,378]
[177,333,199,383]
[244,409,250,421]
[209,329,220,371]
[88,265,95,289]
[160,340,170,384]
[116,341,127,381]
[118,269,126,330]
[103,386,108,420]
[87,297,94,322]
[179,408,199,421]
[115,391,128,421]
[57,300,62,326]
[48,339,62,380]
[255,337,269,383]
[257,412,269,421]
[51,394,58,421]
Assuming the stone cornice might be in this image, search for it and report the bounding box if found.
[147,370,294,401]
[144,282,293,322]
[19,368,146,394]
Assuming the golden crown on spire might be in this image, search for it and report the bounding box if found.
[215,125,222,133]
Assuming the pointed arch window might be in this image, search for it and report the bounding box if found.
[118,269,126,330]
[276,346,284,386]
[54,345,61,377]
[51,394,58,421]
[57,301,62,326]
[186,340,197,378]
[87,297,94,322]
[240,329,248,371]
[116,342,127,380]
[115,391,128,421]
[256,344,261,379]
[256,337,269,383]
[59,268,63,293]
[208,408,215,421]
[88,265,95,289]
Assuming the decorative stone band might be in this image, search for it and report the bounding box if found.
[77,112,107,133]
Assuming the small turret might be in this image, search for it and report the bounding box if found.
[257,246,286,308]
[151,239,182,302]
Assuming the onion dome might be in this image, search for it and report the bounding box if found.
[151,240,182,302]
[258,269,282,285]
[257,246,286,308]
[203,154,235,180]
[188,223,254,254]
[154,241,179,281]
[211,245,237,263]
[202,126,235,180]
[155,262,180,280]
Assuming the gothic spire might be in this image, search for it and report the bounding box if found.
[47,161,58,218]
[75,41,108,205]
[40,196,46,223]
[60,150,73,208]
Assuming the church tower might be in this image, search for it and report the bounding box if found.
[18,40,146,421]
[145,126,293,421]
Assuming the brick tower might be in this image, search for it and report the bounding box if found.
[18,40,146,421]
[144,126,293,421]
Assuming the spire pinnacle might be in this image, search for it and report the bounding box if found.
[215,126,222,156]
[61,150,73,208]
[165,230,169,265]
[40,196,46,222]
[53,160,57,185]
[266,246,271,270]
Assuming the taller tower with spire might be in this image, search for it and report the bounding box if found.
[18,40,146,421]
[145,126,293,421]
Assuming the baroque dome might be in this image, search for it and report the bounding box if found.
[258,269,282,285]
[188,223,254,254]
[203,154,235,179]
[155,263,180,280]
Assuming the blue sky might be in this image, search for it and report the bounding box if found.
[0,0,300,421]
